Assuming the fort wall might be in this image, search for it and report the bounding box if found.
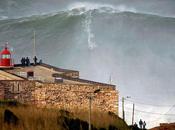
[0,80,119,114]
[0,82,4,99]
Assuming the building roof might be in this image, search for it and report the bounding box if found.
[40,63,79,73]
[1,63,116,88]
[150,123,175,130]
[52,73,115,88]
[0,70,23,80]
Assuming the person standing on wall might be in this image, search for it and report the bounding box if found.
[25,57,30,66]
[21,57,25,66]
[33,56,38,65]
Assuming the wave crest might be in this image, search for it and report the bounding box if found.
[67,2,137,15]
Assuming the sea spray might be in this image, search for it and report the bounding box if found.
[83,11,97,50]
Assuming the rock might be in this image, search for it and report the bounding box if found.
[4,109,19,125]
[129,125,142,130]
[99,128,106,130]
[80,120,89,130]
[69,118,81,130]
[109,125,119,130]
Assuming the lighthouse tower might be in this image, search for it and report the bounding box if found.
[0,44,14,68]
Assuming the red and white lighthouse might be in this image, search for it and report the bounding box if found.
[0,44,14,68]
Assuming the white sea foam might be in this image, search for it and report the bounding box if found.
[68,2,137,50]
[67,2,137,14]
[83,11,97,50]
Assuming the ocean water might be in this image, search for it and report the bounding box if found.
[0,1,175,128]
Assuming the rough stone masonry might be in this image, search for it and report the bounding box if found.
[0,80,119,114]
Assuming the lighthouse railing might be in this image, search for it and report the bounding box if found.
[11,59,14,66]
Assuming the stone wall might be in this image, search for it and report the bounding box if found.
[0,81,119,114]
[0,80,36,102]
[0,82,4,99]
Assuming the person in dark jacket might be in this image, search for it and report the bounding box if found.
[134,122,138,128]
[21,57,25,66]
[143,121,146,129]
[139,119,143,129]
[33,56,38,65]
[25,57,30,66]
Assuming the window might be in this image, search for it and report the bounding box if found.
[2,54,10,59]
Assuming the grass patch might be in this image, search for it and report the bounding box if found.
[0,104,130,130]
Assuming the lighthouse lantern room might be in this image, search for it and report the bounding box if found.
[0,43,14,68]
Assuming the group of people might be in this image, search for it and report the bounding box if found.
[21,57,30,66]
[21,56,38,66]
[134,119,146,129]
